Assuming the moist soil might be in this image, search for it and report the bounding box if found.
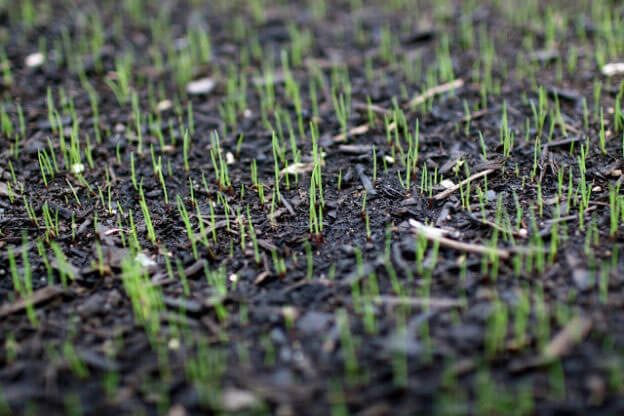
[1,1,624,415]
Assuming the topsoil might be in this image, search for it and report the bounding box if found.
[1,1,624,415]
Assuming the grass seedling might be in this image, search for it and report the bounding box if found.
[209,131,231,191]
[362,192,371,241]
[106,53,133,105]
[337,309,360,385]
[599,107,607,154]
[308,123,324,243]
[120,254,163,338]
[38,149,55,187]
[271,130,282,201]
[247,206,260,264]
[63,341,89,379]
[177,195,197,259]
[8,244,37,326]
[485,297,508,359]
[332,87,351,137]
[132,92,143,154]
[175,259,191,296]
[479,131,488,160]
[51,241,76,287]
[130,152,138,190]
[271,249,286,278]
[139,185,157,244]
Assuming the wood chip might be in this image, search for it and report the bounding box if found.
[355,164,377,195]
[543,316,592,361]
[76,349,120,372]
[256,239,278,252]
[0,182,10,197]
[183,259,207,278]
[512,316,592,372]
[193,219,228,242]
[542,136,584,149]
[254,270,271,285]
[409,79,464,107]
[333,124,369,142]
[161,311,200,328]
[222,388,260,412]
[0,286,65,318]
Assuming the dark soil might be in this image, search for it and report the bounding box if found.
[2,1,624,415]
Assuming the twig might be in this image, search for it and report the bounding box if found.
[409,79,464,107]
[543,316,592,360]
[512,316,592,372]
[466,211,528,239]
[459,107,492,123]
[434,107,496,134]
[151,259,208,285]
[372,295,465,308]
[0,286,65,317]
[543,136,584,149]
[192,219,229,242]
[352,101,390,115]
[333,124,370,142]
[432,167,499,201]
[355,164,377,195]
[409,219,510,259]
[338,144,374,155]
[543,205,597,225]
[538,205,598,237]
